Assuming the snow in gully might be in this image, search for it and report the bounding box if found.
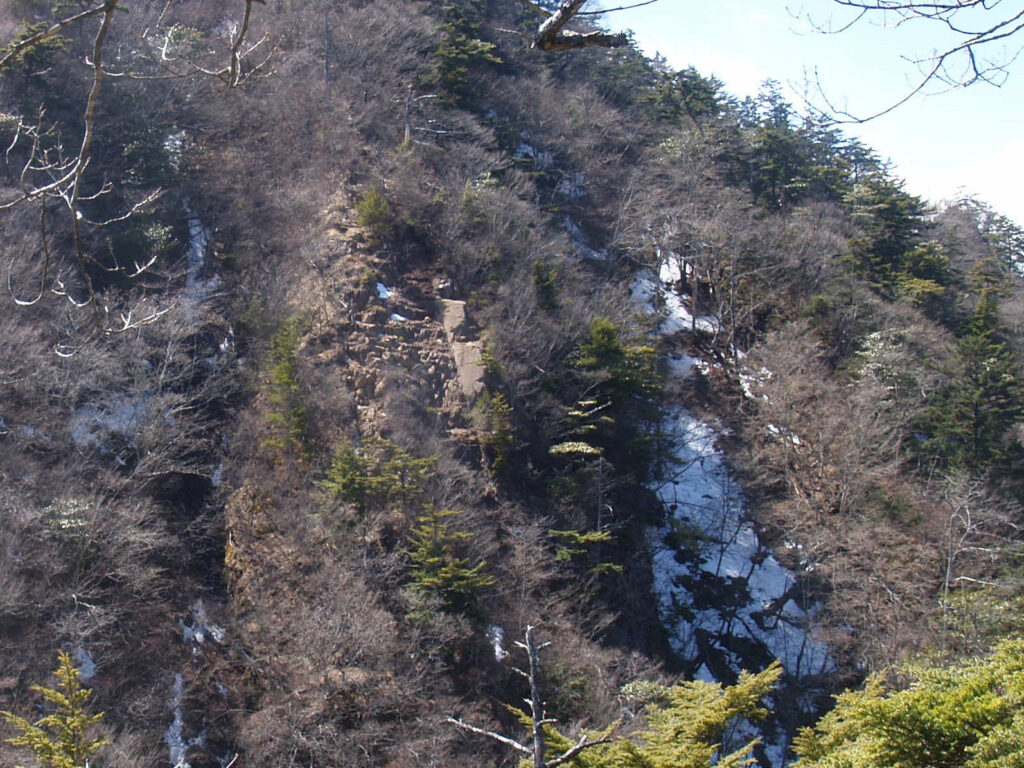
[633,263,832,687]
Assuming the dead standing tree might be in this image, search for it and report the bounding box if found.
[447,625,615,768]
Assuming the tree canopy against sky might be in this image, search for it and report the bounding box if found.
[597,0,1024,223]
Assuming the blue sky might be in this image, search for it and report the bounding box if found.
[599,0,1024,223]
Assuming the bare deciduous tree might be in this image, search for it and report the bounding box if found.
[940,473,1024,605]
[0,1,273,345]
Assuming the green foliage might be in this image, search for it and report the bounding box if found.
[917,292,1024,473]
[549,440,603,457]
[429,0,500,104]
[509,712,619,768]
[642,66,722,125]
[458,176,498,230]
[355,186,393,242]
[262,317,309,459]
[406,506,493,614]
[320,435,436,513]
[532,260,559,311]
[1,652,108,768]
[738,83,887,207]
[748,83,808,208]
[983,212,1024,273]
[319,437,368,514]
[896,241,954,318]
[119,123,178,187]
[617,662,781,768]
[945,589,1024,654]
[537,663,781,768]
[0,22,68,77]
[792,639,1024,768]
[844,177,929,296]
[0,112,19,142]
[476,390,514,474]
[571,318,661,476]
[479,342,505,378]
[550,398,612,462]
[577,317,626,370]
[549,528,622,575]
[577,319,660,409]
[236,297,269,342]
[549,528,612,562]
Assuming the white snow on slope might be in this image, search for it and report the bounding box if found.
[635,260,832,681]
[166,673,205,768]
[182,212,221,318]
[633,269,718,334]
[648,406,830,678]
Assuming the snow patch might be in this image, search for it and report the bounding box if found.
[649,405,831,679]
[667,353,698,380]
[514,140,552,170]
[766,423,803,447]
[166,674,205,768]
[564,216,607,260]
[658,253,693,285]
[73,647,97,682]
[71,396,147,452]
[164,130,185,172]
[182,211,221,318]
[486,625,509,661]
[376,282,393,300]
[632,251,833,766]
[555,170,586,199]
[632,269,718,334]
[180,600,225,650]
[738,368,771,401]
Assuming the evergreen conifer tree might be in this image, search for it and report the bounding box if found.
[406,506,493,614]
[793,639,1024,768]
[1,653,108,768]
[920,291,1024,472]
[607,663,782,768]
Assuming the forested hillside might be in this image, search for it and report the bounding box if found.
[2,2,1024,767]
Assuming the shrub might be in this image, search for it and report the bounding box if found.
[263,317,309,460]
[355,186,393,242]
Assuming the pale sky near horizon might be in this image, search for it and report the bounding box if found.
[599,0,1024,224]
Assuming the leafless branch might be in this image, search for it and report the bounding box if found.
[446,718,533,754]
[82,190,162,228]
[802,1,1024,121]
[448,626,616,768]
[137,1,279,88]
[1,0,273,347]
[575,0,661,17]
[547,733,615,768]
